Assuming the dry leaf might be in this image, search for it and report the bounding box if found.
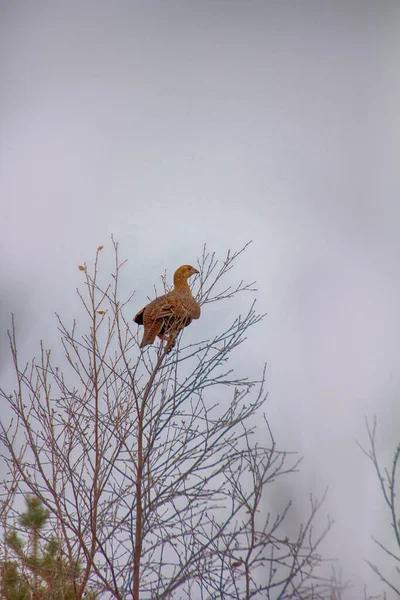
[78,265,86,271]
[232,560,242,568]
[97,245,104,251]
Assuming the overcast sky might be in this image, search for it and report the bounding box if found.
[1,2,400,597]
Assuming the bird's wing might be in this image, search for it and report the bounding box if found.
[137,292,200,330]
[155,297,200,320]
[134,292,171,324]
[152,302,177,319]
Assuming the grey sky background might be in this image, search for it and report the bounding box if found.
[1,1,400,597]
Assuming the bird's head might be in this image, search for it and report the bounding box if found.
[173,264,199,287]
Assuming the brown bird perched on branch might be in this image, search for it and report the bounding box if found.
[134,264,200,352]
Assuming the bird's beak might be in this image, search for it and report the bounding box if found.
[193,268,199,274]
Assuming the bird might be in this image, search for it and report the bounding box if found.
[134,264,201,352]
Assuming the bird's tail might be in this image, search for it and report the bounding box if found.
[140,321,163,348]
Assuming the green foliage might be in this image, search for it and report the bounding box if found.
[18,497,49,533]
[0,561,30,600]
[0,496,96,600]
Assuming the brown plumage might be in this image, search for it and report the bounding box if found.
[134,264,200,352]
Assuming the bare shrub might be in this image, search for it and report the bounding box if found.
[0,241,342,599]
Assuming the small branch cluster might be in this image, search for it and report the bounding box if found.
[358,417,400,598]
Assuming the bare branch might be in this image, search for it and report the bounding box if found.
[358,417,400,599]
